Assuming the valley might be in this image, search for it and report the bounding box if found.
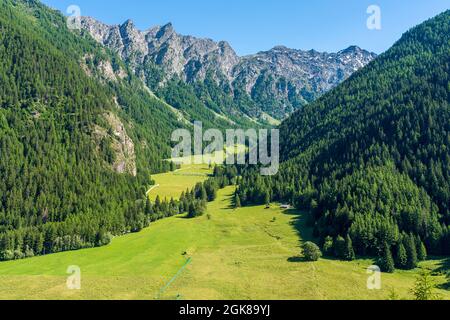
[147,163,211,201]
[0,0,449,302]
[0,182,448,300]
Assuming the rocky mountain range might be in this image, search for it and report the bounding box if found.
[80,17,377,120]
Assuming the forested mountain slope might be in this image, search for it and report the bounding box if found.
[0,0,183,259]
[237,10,450,270]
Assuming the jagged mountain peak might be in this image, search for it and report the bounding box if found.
[146,22,176,40]
[80,16,376,119]
[269,45,290,52]
[121,19,135,27]
[339,45,363,53]
[119,19,140,38]
[159,22,174,33]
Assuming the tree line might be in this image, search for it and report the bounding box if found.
[0,0,185,260]
[0,165,237,261]
[234,11,450,272]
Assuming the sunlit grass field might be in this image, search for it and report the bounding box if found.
[147,147,245,201]
[147,163,212,201]
[0,186,448,300]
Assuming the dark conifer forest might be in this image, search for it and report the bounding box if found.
[237,10,450,270]
[0,0,449,274]
[0,0,183,259]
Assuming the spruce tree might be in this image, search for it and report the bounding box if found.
[344,234,356,261]
[234,194,241,208]
[200,185,208,201]
[378,243,395,273]
[145,198,153,215]
[322,236,334,256]
[405,234,418,270]
[155,196,161,211]
[411,270,440,300]
[188,203,196,218]
[334,236,346,259]
[264,191,270,206]
[395,243,407,269]
[415,236,427,261]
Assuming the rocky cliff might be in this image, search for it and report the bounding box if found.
[81,17,376,119]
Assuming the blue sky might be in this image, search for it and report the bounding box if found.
[41,0,449,55]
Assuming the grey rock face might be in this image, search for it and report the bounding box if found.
[236,45,376,96]
[81,17,240,81]
[233,46,377,116]
[93,112,137,177]
[80,17,376,119]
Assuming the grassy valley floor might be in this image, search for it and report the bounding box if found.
[147,163,212,201]
[0,186,448,300]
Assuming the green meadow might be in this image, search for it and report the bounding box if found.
[148,147,246,201]
[0,185,448,300]
[147,163,212,201]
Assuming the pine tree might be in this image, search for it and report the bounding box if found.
[145,198,153,215]
[334,236,346,259]
[200,185,207,201]
[264,191,270,206]
[154,195,161,211]
[411,270,440,300]
[322,236,334,256]
[395,243,407,269]
[415,236,427,261]
[344,234,356,261]
[188,203,196,218]
[405,234,418,270]
[378,243,395,273]
[234,194,241,208]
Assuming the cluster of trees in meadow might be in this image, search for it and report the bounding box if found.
[143,165,238,223]
[0,164,237,261]
[235,11,450,271]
